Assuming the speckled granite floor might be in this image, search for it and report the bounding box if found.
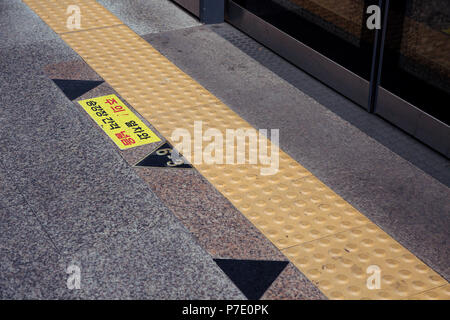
[0,0,326,300]
[1,0,448,300]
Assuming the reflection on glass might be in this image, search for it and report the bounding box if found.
[284,0,367,45]
[233,0,449,125]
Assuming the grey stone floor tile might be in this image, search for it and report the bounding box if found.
[0,0,59,49]
[6,212,244,299]
[136,232,245,299]
[0,73,80,117]
[0,38,77,82]
[128,217,245,299]
[0,184,230,299]
[0,252,63,299]
[57,234,155,299]
[142,24,450,281]
[10,138,136,207]
[0,128,115,173]
[0,106,110,171]
[137,167,286,261]
[0,204,58,267]
[46,213,244,299]
[0,75,119,171]
[0,168,25,209]
[0,43,82,171]
[11,157,171,255]
[97,0,200,35]
[0,204,63,299]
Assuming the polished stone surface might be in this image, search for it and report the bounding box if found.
[0,204,57,267]
[137,167,286,261]
[0,37,77,79]
[11,156,165,255]
[3,0,448,300]
[0,168,25,209]
[1,206,245,299]
[53,214,245,299]
[0,14,248,298]
[0,204,62,299]
[0,0,58,49]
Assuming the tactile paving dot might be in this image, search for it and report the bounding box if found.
[23,0,123,34]
[283,224,447,299]
[25,0,449,299]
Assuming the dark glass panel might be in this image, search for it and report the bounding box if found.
[381,0,450,125]
[232,0,377,80]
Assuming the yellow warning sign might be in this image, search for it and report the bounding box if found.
[78,94,161,149]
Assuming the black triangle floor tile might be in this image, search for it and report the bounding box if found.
[52,79,104,100]
[214,259,288,300]
[135,142,192,168]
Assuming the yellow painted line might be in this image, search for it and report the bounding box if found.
[24,0,449,299]
[78,94,161,149]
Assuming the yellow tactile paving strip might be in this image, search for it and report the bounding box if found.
[23,0,449,299]
[24,0,122,33]
[284,224,445,299]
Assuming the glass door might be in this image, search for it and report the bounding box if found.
[379,0,450,126]
[228,0,380,109]
[172,0,201,17]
